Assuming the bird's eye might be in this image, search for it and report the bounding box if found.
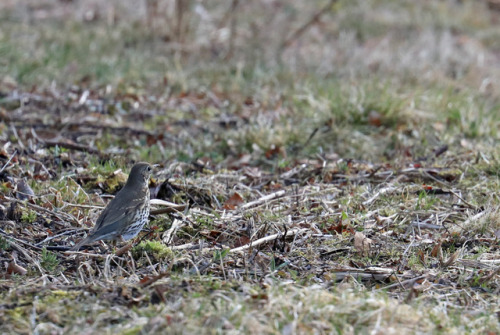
[147,166,152,172]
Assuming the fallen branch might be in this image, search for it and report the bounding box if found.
[150,199,187,215]
[330,266,394,282]
[139,271,170,288]
[240,190,286,210]
[229,228,306,253]
[171,242,200,251]
[375,274,429,291]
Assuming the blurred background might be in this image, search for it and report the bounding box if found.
[1,0,499,164]
[2,0,500,92]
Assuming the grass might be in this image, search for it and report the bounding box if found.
[2,277,498,334]
[40,248,59,273]
[0,0,499,334]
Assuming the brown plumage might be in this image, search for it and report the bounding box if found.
[71,162,152,251]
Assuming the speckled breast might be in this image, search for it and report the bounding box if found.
[121,204,150,241]
[121,187,151,241]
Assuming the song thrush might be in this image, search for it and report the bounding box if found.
[71,162,152,251]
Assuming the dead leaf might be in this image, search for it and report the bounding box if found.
[430,241,442,257]
[418,249,426,266]
[265,145,283,159]
[7,261,27,276]
[139,276,152,285]
[442,250,460,268]
[269,183,283,190]
[368,110,382,127]
[324,222,354,235]
[223,192,243,210]
[354,232,372,256]
[232,236,251,248]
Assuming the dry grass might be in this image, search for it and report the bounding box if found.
[0,0,499,334]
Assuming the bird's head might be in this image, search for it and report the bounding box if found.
[128,162,153,185]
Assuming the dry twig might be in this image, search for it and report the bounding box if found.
[279,0,338,53]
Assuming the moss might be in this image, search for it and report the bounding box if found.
[20,209,37,224]
[132,240,174,261]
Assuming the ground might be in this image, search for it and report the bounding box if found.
[0,0,499,334]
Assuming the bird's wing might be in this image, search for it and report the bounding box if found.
[92,187,146,232]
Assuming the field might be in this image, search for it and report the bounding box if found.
[0,0,499,334]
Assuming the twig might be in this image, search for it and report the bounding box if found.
[225,0,239,59]
[421,170,450,187]
[150,199,187,215]
[0,228,43,251]
[63,202,104,210]
[171,242,200,250]
[10,125,26,150]
[462,210,488,228]
[163,218,183,245]
[150,207,187,215]
[229,228,306,253]
[375,275,428,291]
[65,250,109,258]
[115,243,133,257]
[279,0,338,52]
[139,271,170,288]
[31,128,97,154]
[0,149,17,173]
[479,259,500,264]
[35,229,83,247]
[363,186,396,206]
[175,0,186,43]
[9,240,45,274]
[240,190,286,210]
[43,138,101,155]
[410,222,444,230]
[4,196,79,225]
[448,190,477,210]
[301,127,320,152]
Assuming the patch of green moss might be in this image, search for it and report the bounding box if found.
[132,240,173,261]
[43,290,79,302]
[20,209,37,224]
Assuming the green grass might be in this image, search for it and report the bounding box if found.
[40,248,59,273]
[0,0,499,333]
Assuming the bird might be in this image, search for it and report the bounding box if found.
[71,162,153,251]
